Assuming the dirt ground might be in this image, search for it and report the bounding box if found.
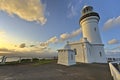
[0,62,112,80]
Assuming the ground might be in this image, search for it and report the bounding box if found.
[0,60,113,80]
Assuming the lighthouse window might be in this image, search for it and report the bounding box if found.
[86,8,89,12]
[99,52,102,57]
[94,27,96,31]
[74,49,77,55]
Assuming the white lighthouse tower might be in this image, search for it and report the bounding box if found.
[79,6,107,63]
[80,6,102,44]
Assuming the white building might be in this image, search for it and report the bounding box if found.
[57,42,76,66]
[57,6,107,66]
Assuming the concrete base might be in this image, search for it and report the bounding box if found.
[57,62,76,66]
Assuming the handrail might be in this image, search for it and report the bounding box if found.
[109,62,120,80]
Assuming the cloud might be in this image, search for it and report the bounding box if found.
[0,48,10,52]
[0,48,16,54]
[67,0,82,18]
[0,0,47,25]
[103,16,120,30]
[71,28,82,37]
[0,28,81,57]
[0,35,57,57]
[60,33,70,40]
[105,46,120,57]
[39,28,81,44]
[38,36,58,49]
[108,39,119,45]
[0,47,57,58]
[60,28,82,41]
[40,42,48,48]
[47,36,58,44]
[30,45,35,47]
[19,43,26,48]
[68,6,77,18]
[37,28,81,49]
[40,28,82,46]
[0,28,82,57]
[41,28,82,42]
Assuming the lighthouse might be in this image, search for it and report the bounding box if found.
[80,6,102,44]
[57,6,107,66]
[78,6,107,63]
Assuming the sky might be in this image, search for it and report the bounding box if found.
[0,0,120,57]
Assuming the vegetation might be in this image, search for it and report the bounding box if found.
[0,58,57,66]
[33,59,57,66]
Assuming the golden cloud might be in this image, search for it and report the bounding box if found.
[60,33,69,40]
[0,0,47,25]
[47,36,58,43]
[108,39,119,45]
[60,28,82,41]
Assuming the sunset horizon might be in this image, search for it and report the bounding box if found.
[0,0,120,58]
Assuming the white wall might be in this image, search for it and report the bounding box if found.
[57,49,76,66]
[58,50,68,65]
[91,44,107,63]
[83,42,93,63]
[69,42,85,63]
[69,41,107,63]
[80,16,102,44]
[68,51,76,65]
[109,62,120,80]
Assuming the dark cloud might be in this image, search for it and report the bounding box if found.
[30,45,35,47]
[0,48,10,51]
[0,48,16,54]
[14,45,17,47]
[19,43,26,48]
[40,42,48,47]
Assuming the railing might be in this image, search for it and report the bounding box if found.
[0,56,43,64]
[109,62,120,80]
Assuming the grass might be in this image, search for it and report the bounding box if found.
[32,59,57,66]
[0,59,57,66]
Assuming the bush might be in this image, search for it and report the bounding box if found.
[21,59,31,63]
[33,58,39,62]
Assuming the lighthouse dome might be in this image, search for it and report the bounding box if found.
[82,5,93,15]
[64,41,71,49]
